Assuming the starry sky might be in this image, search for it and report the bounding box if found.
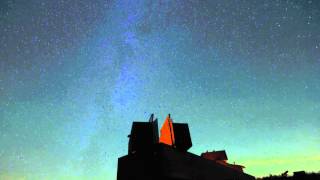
[1,0,320,179]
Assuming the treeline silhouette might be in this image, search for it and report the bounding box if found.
[258,171,320,180]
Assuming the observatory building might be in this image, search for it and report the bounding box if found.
[117,114,255,180]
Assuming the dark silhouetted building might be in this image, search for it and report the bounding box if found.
[201,150,245,172]
[117,114,255,180]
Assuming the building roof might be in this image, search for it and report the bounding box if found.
[201,150,228,161]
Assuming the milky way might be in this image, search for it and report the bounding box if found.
[1,0,320,179]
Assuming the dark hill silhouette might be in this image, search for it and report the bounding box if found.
[258,171,320,180]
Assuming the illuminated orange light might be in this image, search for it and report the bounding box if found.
[159,115,175,146]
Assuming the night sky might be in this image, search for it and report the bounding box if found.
[1,0,320,179]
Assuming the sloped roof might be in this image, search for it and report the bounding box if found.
[201,150,228,161]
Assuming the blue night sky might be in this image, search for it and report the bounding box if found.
[1,0,320,179]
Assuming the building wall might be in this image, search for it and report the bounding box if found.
[117,144,255,180]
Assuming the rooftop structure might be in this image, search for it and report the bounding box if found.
[117,114,255,180]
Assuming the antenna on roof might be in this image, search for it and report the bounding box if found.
[149,113,154,122]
